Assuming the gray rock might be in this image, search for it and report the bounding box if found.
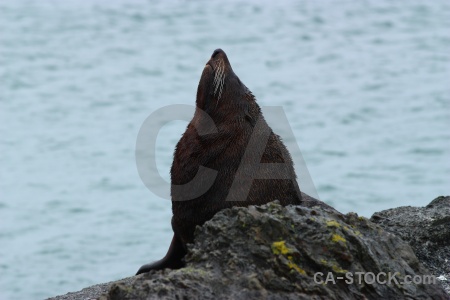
[99,201,447,300]
[46,277,135,300]
[371,196,450,295]
[48,197,450,300]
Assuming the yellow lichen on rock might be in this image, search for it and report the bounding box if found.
[320,259,347,274]
[326,220,341,228]
[331,264,348,274]
[331,234,346,244]
[271,240,290,255]
[288,261,306,275]
[272,241,306,275]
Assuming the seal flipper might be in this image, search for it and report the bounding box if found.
[136,233,186,275]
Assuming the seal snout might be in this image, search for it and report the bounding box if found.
[208,48,231,71]
[212,48,224,58]
[206,49,226,72]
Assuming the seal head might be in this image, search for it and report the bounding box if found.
[195,49,257,126]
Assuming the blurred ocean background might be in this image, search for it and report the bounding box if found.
[0,0,449,299]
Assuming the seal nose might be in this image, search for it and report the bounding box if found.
[212,49,224,58]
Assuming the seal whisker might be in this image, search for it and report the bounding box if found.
[213,59,225,101]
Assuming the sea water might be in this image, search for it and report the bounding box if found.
[0,1,449,299]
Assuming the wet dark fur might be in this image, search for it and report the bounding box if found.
[136,49,302,275]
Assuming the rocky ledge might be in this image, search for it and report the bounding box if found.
[371,196,450,295]
[49,196,450,300]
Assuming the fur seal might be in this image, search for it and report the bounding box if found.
[136,49,305,275]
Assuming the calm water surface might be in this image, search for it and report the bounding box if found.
[1,1,449,299]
